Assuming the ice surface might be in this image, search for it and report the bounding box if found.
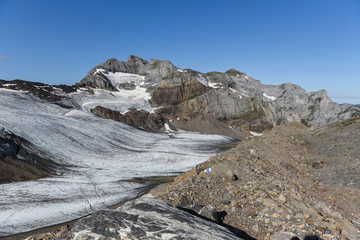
[94,70,146,87]
[0,88,232,236]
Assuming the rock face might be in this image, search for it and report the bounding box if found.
[91,106,173,133]
[71,196,243,240]
[80,56,360,131]
[0,130,58,183]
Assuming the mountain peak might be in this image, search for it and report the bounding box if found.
[126,55,149,65]
[225,68,244,76]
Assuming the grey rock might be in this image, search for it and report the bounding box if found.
[198,205,219,223]
[200,163,235,180]
[173,195,191,208]
[186,203,204,214]
[71,196,243,240]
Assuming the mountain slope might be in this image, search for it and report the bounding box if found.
[80,56,360,132]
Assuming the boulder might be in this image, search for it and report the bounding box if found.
[200,163,235,180]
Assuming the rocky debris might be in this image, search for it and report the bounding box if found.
[71,196,244,240]
[157,122,360,239]
[270,231,298,240]
[23,225,72,240]
[0,131,59,183]
[91,105,175,133]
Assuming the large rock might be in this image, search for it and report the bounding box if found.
[91,106,174,133]
[71,196,243,240]
[0,131,58,183]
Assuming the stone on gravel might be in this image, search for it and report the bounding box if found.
[200,163,235,180]
[198,205,219,223]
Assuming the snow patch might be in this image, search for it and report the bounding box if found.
[164,123,173,132]
[104,72,145,87]
[177,69,184,72]
[263,93,276,101]
[250,131,263,137]
[1,83,17,87]
[196,75,222,89]
[208,81,222,88]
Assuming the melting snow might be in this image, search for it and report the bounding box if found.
[250,131,263,137]
[164,123,174,133]
[263,93,276,101]
[104,71,145,87]
[196,75,222,89]
[93,69,106,75]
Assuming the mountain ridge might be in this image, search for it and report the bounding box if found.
[79,56,360,132]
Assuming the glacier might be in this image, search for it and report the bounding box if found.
[0,87,232,236]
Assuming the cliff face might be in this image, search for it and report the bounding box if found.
[79,56,360,132]
[91,106,172,133]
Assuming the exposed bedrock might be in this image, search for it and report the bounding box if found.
[71,196,244,240]
[0,131,59,183]
[91,106,175,133]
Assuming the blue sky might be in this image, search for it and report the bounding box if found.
[0,0,359,104]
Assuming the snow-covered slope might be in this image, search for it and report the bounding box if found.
[0,86,231,236]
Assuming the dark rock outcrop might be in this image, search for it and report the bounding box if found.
[71,196,243,240]
[0,131,58,183]
[0,79,77,109]
[91,106,174,133]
